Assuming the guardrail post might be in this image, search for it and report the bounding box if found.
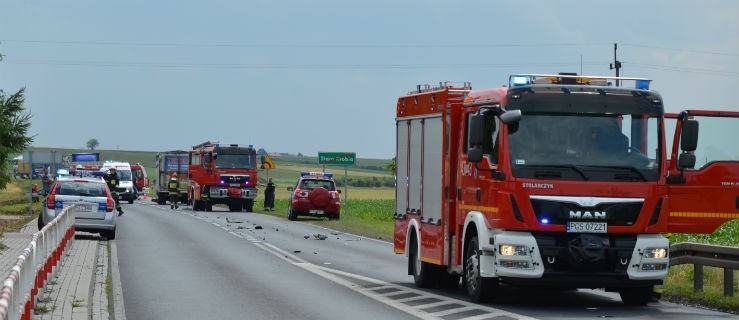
[724,269,734,297]
[693,264,703,293]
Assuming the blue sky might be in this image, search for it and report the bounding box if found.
[1,0,737,159]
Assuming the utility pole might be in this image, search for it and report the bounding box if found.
[609,43,622,86]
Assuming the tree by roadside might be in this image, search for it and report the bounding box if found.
[0,88,34,189]
[86,138,99,150]
[386,156,396,175]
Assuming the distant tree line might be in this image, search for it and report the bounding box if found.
[335,176,394,188]
[287,157,390,172]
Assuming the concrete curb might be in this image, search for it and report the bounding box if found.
[109,241,125,320]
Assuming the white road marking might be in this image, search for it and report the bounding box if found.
[183,208,536,320]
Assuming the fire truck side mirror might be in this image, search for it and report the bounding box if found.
[469,114,485,146]
[679,119,699,152]
[468,147,483,163]
[213,152,218,160]
[499,109,522,124]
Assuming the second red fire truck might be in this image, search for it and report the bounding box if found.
[188,141,259,212]
[393,74,739,305]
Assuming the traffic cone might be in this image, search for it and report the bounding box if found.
[143,194,147,200]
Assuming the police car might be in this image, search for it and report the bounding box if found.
[287,172,341,221]
[38,172,117,239]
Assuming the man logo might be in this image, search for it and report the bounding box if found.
[569,210,607,219]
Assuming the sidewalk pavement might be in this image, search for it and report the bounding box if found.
[0,218,111,320]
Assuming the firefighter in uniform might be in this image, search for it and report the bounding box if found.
[104,168,124,216]
[168,174,180,210]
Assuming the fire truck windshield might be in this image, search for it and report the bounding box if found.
[214,154,256,170]
[508,112,660,182]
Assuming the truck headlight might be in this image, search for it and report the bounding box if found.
[499,244,528,256]
[644,247,668,259]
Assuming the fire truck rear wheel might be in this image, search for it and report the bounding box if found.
[409,234,437,288]
[618,286,652,306]
[244,199,254,212]
[464,236,497,302]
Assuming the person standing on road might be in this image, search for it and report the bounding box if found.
[168,175,180,210]
[264,178,275,211]
[41,167,54,196]
[104,168,124,216]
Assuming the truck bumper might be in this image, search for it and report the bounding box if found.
[208,186,258,200]
[478,230,669,287]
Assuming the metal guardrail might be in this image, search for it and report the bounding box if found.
[0,205,76,320]
[670,242,739,297]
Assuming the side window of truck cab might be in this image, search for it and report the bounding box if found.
[465,112,500,164]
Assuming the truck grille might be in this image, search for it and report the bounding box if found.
[531,198,642,226]
[221,175,249,184]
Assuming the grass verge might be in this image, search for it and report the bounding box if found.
[254,198,394,240]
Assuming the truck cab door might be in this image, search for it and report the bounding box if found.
[666,110,739,234]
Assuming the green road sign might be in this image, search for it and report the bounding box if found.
[318,152,356,165]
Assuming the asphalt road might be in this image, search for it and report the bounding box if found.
[113,202,737,320]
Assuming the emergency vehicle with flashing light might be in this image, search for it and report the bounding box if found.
[38,174,118,239]
[287,171,341,221]
[188,141,259,212]
[393,73,739,305]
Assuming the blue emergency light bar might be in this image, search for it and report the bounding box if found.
[511,76,531,86]
[57,169,70,176]
[509,74,651,90]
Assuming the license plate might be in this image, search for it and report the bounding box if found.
[567,222,607,233]
[309,210,324,214]
[230,183,241,187]
[76,203,95,212]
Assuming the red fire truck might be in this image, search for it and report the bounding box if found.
[393,74,739,305]
[188,141,259,212]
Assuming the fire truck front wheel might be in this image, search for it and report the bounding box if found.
[618,286,652,306]
[464,236,498,302]
[243,199,254,212]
